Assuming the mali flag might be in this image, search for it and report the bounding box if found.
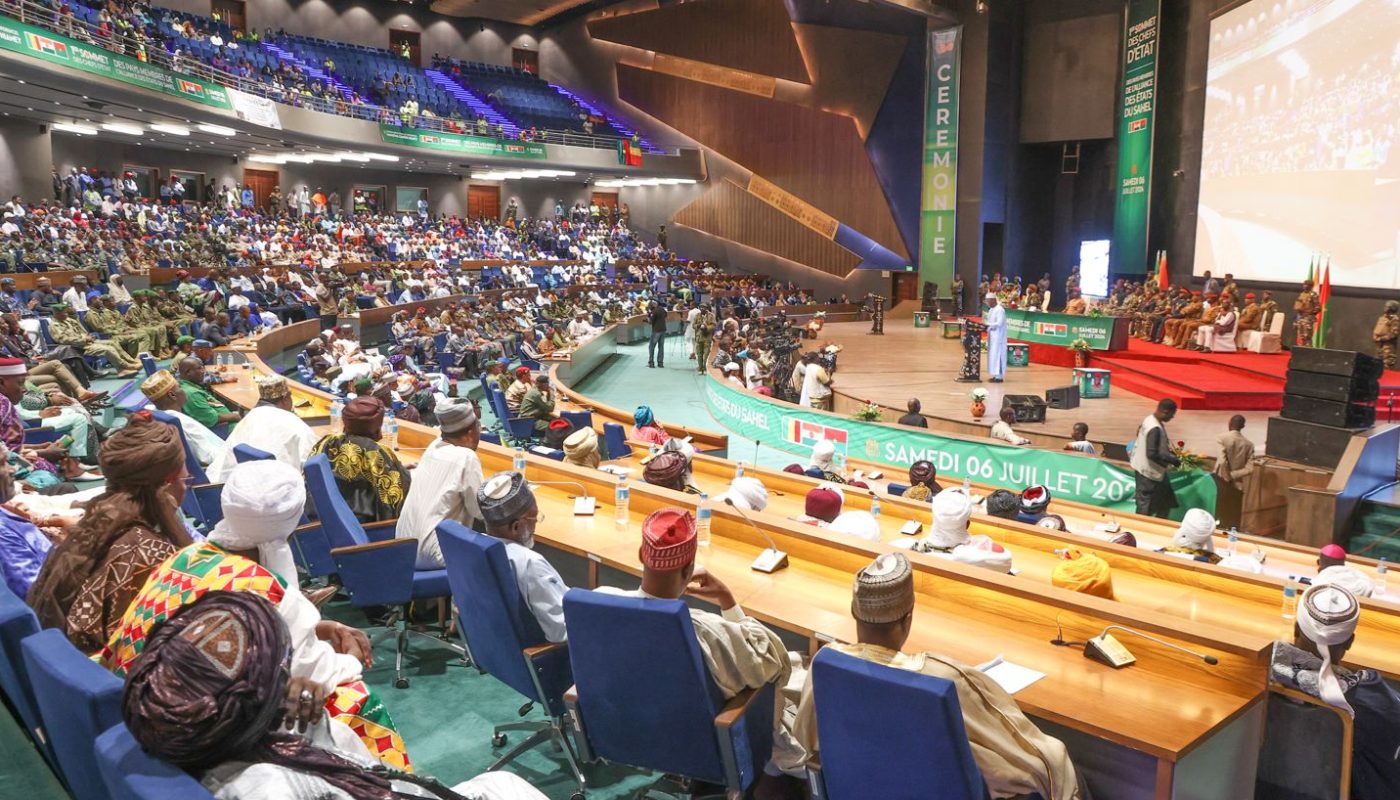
[1313,259,1331,348]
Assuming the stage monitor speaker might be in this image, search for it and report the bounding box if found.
[1280,395,1376,429]
[1284,369,1379,404]
[1289,348,1384,381]
[1002,394,1047,423]
[1045,385,1080,409]
[1266,416,1358,469]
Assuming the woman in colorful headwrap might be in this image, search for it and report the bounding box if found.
[121,592,549,800]
[310,396,411,523]
[903,460,942,502]
[102,461,413,770]
[27,412,194,653]
[1050,550,1115,599]
[632,405,670,447]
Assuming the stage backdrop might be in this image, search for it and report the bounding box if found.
[704,376,1215,519]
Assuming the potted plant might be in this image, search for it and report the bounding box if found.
[853,399,883,422]
[969,387,988,419]
[1067,338,1092,368]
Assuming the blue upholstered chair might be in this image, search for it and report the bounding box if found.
[22,629,126,800]
[562,588,776,798]
[95,723,215,800]
[304,454,464,689]
[150,410,223,529]
[232,443,274,463]
[886,483,909,497]
[602,422,632,460]
[0,583,50,765]
[139,353,158,377]
[436,521,584,797]
[489,385,538,446]
[560,409,593,432]
[806,647,989,800]
[109,379,148,414]
[479,430,503,447]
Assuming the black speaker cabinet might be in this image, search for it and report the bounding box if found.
[1267,416,1358,469]
[1289,347,1384,381]
[1002,394,1047,423]
[1280,395,1375,429]
[1045,385,1080,410]
[1284,369,1379,404]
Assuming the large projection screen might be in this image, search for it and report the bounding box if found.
[1196,0,1400,288]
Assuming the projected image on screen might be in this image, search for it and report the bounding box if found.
[1197,0,1400,288]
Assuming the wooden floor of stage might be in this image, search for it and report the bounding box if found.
[818,320,1275,454]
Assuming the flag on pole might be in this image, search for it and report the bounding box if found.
[1306,253,1315,286]
[1156,250,1169,290]
[1314,258,1331,348]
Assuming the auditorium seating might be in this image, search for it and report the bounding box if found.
[95,723,216,800]
[23,629,125,800]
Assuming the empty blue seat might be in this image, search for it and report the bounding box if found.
[23,629,125,800]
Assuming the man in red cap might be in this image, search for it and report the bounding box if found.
[1237,292,1262,336]
[794,484,842,525]
[595,507,806,795]
[505,366,532,413]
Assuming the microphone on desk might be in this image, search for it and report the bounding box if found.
[1084,625,1219,669]
[723,497,789,574]
[527,480,596,515]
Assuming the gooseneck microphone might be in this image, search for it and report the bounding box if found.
[1097,625,1219,666]
[527,480,596,514]
[723,497,789,573]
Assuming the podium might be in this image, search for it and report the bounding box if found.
[956,320,987,382]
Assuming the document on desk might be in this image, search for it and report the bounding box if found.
[976,655,1045,695]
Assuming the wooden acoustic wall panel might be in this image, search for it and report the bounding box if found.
[789,23,907,139]
[651,54,777,98]
[674,179,860,276]
[587,0,810,84]
[617,64,909,260]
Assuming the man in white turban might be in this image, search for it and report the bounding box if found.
[808,438,846,482]
[1312,564,1375,598]
[1158,507,1221,564]
[716,476,768,512]
[917,487,974,551]
[397,396,483,569]
[952,536,1014,573]
[829,510,881,542]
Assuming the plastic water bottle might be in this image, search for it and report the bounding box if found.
[513,446,527,473]
[695,492,712,553]
[869,493,881,519]
[1227,527,1239,558]
[735,461,745,480]
[329,397,344,434]
[1377,558,1389,596]
[1281,578,1298,621]
[384,409,398,450]
[614,478,630,528]
[962,476,972,493]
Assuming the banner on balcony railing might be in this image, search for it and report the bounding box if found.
[0,16,233,110]
[378,125,548,159]
[227,87,281,129]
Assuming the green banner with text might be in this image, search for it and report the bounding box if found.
[0,16,232,110]
[704,376,1214,519]
[378,125,548,159]
[1004,309,1122,350]
[918,26,961,291]
[1111,0,1160,276]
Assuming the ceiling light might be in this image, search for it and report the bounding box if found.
[281,154,313,163]
[306,154,342,163]
[197,123,237,136]
[470,172,502,181]
[100,122,143,135]
[246,154,286,165]
[52,122,98,135]
[335,152,371,162]
[150,123,189,136]
[364,153,399,162]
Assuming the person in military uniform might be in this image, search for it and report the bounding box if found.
[85,293,153,356]
[951,275,965,317]
[1133,289,1161,339]
[1063,289,1087,315]
[1293,280,1320,346]
[1163,291,1204,346]
[1065,266,1080,299]
[1236,292,1263,335]
[1258,290,1280,331]
[1023,283,1042,312]
[1374,300,1400,369]
[1181,293,1223,349]
[46,303,141,376]
[692,303,716,374]
[127,290,174,357]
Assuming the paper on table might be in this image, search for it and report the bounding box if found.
[975,655,1046,695]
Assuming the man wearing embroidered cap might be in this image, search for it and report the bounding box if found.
[595,507,806,789]
[1270,583,1400,797]
[478,471,570,642]
[399,397,484,569]
[793,553,1083,800]
[206,374,319,483]
[140,369,221,467]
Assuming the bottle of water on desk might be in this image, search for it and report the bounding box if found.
[695,492,712,557]
[384,409,398,450]
[869,493,881,519]
[1281,578,1298,621]
[329,397,344,434]
[614,478,630,529]
[1227,527,1238,558]
[735,461,745,480]
[513,446,527,473]
[1377,558,1389,596]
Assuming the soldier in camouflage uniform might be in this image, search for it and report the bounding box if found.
[127,290,174,357]
[1293,280,1320,347]
[1236,293,1262,335]
[1374,300,1399,369]
[692,303,716,375]
[85,294,153,356]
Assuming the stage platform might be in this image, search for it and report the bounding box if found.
[818,320,1278,452]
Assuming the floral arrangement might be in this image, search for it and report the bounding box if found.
[854,400,883,422]
[1066,338,1092,353]
[1088,306,1106,318]
[969,388,989,402]
[1171,440,1207,472]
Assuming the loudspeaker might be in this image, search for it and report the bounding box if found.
[1280,395,1375,429]
[1002,394,1047,423]
[1285,369,1379,403]
[1288,348,1384,381]
[1045,385,1080,409]
[1267,416,1358,469]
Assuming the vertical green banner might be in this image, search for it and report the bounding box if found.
[919,26,962,291]
[1111,0,1160,276]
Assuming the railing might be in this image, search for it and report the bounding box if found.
[0,0,674,155]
